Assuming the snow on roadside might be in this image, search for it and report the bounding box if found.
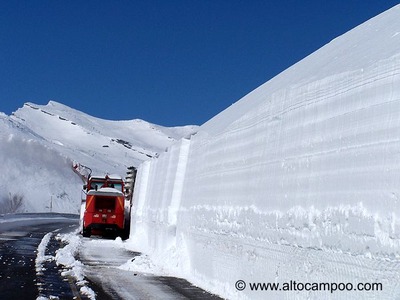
[79,235,170,279]
[79,235,166,276]
[118,253,166,275]
[54,231,96,300]
[35,232,53,274]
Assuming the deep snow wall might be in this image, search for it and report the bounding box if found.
[0,134,82,213]
[129,6,400,300]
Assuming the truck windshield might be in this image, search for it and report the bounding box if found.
[88,179,122,191]
[90,181,105,190]
[109,183,122,191]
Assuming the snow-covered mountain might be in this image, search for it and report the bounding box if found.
[0,101,198,214]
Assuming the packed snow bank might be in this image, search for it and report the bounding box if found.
[55,231,96,300]
[129,5,400,300]
[0,132,82,213]
[35,232,53,274]
[201,5,400,136]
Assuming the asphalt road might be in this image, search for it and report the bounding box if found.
[0,213,80,299]
[0,214,223,300]
[79,237,223,300]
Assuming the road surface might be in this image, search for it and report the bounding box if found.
[79,237,222,300]
[0,214,223,300]
[0,213,81,299]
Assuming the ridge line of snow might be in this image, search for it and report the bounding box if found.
[35,232,53,275]
[54,231,96,300]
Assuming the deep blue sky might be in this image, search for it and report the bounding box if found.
[1,1,399,126]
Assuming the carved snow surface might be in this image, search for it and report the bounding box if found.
[128,5,400,300]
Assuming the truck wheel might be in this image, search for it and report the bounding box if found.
[121,220,131,240]
[82,227,91,238]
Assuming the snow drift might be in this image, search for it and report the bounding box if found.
[129,5,400,299]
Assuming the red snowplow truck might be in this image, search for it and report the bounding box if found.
[81,174,130,239]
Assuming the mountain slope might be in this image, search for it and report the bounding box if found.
[0,101,198,213]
